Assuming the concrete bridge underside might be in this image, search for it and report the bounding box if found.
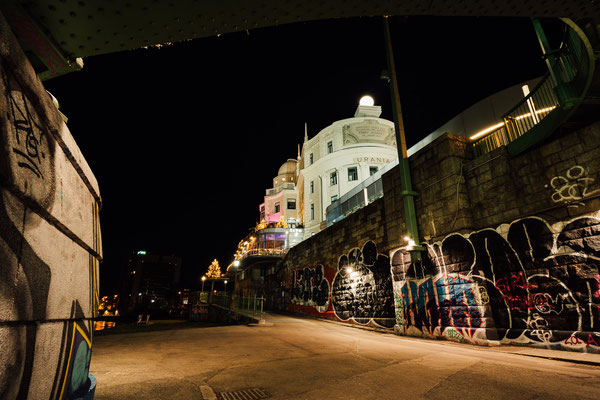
[2,0,600,79]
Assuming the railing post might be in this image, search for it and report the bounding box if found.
[532,18,577,108]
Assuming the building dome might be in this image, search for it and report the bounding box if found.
[278,159,297,176]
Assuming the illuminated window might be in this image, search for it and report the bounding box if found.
[327,141,333,154]
[369,166,378,176]
[348,167,358,181]
[330,171,337,186]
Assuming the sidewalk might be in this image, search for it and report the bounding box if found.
[487,345,600,366]
[268,312,600,366]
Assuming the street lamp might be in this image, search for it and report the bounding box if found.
[201,276,206,292]
[224,280,228,292]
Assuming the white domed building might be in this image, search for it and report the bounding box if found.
[299,97,398,238]
[260,158,300,225]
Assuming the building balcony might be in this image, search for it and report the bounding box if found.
[235,227,304,268]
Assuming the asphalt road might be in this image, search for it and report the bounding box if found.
[91,313,600,399]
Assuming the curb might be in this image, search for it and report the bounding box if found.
[273,311,600,366]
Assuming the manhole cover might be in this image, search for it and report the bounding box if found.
[219,388,269,400]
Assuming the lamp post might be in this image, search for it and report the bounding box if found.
[224,280,228,292]
[383,16,423,261]
[233,260,240,294]
[201,276,206,292]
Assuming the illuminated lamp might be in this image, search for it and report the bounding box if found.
[359,95,375,106]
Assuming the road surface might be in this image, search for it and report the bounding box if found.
[91,313,600,399]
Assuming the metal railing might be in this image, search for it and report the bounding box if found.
[472,21,587,156]
[242,248,287,257]
[210,294,231,308]
[208,295,265,320]
[233,296,265,319]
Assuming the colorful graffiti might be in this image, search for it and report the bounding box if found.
[291,264,331,313]
[332,241,395,328]
[391,216,600,352]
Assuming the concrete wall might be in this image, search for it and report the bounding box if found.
[282,118,600,352]
[0,10,101,399]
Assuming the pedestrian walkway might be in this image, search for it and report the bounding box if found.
[90,312,600,400]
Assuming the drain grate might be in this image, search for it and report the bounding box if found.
[219,388,269,400]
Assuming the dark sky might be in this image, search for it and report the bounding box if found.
[43,15,549,295]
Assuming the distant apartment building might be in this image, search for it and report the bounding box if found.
[118,251,182,316]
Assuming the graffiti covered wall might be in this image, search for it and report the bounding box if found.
[0,10,101,399]
[286,241,396,328]
[290,263,334,314]
[390,216,600,352]
[283,118,600,352]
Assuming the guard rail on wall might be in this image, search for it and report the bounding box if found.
[472,18,596,157]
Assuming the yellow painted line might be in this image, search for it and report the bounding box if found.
[76,322,92,348]
[59,325,76,399]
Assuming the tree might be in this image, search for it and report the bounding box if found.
[206,259,222,279]
[206,259,222,301]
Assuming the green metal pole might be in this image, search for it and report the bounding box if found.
[531,18,576,108]
[383,16,423,261]
[531,18,561,85]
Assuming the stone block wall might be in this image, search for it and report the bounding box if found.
[283,198,397,328]
[0,10,101,399]
[283,117,600,352]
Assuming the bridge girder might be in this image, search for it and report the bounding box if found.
[1,0,599,79]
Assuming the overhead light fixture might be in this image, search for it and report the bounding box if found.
[469,106,557,141]
[469,122,506,140]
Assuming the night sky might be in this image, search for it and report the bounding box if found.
[42,16,549,295]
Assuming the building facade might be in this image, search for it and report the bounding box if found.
[118,251,182,317]
[299,100,398,238]
[260,159,300,225]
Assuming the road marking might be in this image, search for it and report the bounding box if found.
[200,385,217,400]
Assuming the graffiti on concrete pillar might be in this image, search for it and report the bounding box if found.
[0,61,96,398]
[1,64,56,207]
[50,301,93,399]
[291,264,330,313]
[332,241,395,328]
[391,215,600,352]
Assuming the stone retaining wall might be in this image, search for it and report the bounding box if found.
[283,116,600,352]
